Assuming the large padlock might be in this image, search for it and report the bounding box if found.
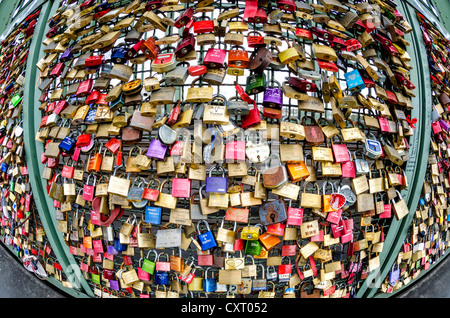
[174,34,196,59]
[258,199,288,225]
[391,190,409,220]
[245,72,266,95]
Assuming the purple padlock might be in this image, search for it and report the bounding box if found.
[109,279,120,291]
[439,119,450,132]
[389,264,400,285]
[107,245,119,256]
[205,166,227,193]
[262,80,283,108]
[60,46,74,62]
[146,139,168,160]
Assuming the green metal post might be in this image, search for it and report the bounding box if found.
[22,0,92,297]
[361,0,433,298]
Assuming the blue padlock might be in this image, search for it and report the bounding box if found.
[344,69,365,93]
[113,237,126,252]
[111,43,129,64]
[85,107,97,124]
[197,220,217,251]
[154,271,169,285]
[0,162,8,173]
[58,131,79,155]
[145,206,162,225]
[203,268,217,292]
[205,166,227,193]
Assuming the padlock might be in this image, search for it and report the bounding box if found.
[227,96,252,116]
[203,42,227,69]
[391,190,409,220]
[174,34,196,59]
[224,129,246,162]
[364,133,383,159]
[146,137,168,160]
[152,47,176,73]
[245,72,266,95]
[247,31,265,48]
[249,46,272,73]
[205,165,227,194]
[197,220,217,251]
[262,80,283,109]
[228,45,249,69]
[344,68,365,93]
[259,199,288,225]
[245,130,271,164]
[353,151,370,175]
[262,154,288,189]
[280,116,305,141]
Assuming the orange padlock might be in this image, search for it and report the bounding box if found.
[322,181,337,213]
[286,161,310,182]
[87,142,103,172]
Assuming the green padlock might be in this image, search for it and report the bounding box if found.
[10,178,15,193]
[11,94,21,107]
[245,72,266,95]
[245,240,262,256]
[141,250,157,274]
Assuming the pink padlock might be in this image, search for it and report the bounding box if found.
[82,174,96,201]
[155,252,171,271]
[286,204,303,226]
[224,132,246,162]
[203,43,227,69]
[326,208,342,225]
[172,177,191,198]
[332,143,350,163]
[138,266,151,281]
[93,240,104,254]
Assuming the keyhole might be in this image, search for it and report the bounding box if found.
[269,213,276,223]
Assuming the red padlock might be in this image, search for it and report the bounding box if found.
[174,34,196,58]
[296,27,313,41]
[167,100,181,126]
[247,31,265,48]
[174,7,194,28]
[85,55,104,67]
[126,39,145,59]
[193,17,214,34]
[53,100,68,115]
[203,45,227,69]
[76,78,93,97]
[188,65,207,76]
[317,59,338,72]
[85,90,100,104]
[277,0,295,11]
[49,63,64,78]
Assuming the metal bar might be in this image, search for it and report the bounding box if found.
[22,0,93,297]
[361,0,433,298]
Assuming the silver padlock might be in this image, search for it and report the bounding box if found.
[353,151,370,175]
[245,130,271,164]
[364,133,383,159]
[158,124,178,145]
